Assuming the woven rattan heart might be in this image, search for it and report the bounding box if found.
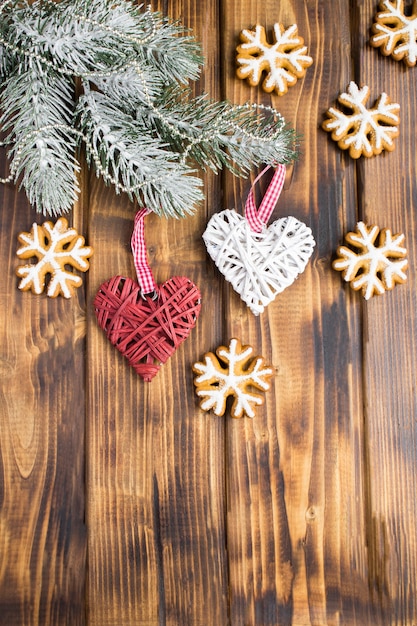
[203,209,315,315]
[94,275,201,381]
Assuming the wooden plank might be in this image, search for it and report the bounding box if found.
[85,2,228,624]
[0,155,87,624]
[354,2,417,623]
[221,1,374,623]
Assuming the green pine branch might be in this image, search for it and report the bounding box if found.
[144,87,298,176]
[1,60,80,215]
[77,88,204,217]
[0,0,298,217]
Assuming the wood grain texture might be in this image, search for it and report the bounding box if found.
[221,2,373,624]
[85,2,228,625]
[0,153,87,625]
[353,2,417,623]
[0,1,417,625]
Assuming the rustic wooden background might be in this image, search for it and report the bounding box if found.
[1,0,417,624]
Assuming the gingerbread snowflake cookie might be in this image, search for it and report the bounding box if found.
[16,217,93,298]
[371,0,417,67]
[193,338,273,418]
[322,81,400,158]
[236,23,313,95]
[333,221,408,299]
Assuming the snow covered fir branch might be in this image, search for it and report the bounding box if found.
[0,0,298,217]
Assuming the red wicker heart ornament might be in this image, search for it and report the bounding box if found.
[94,275,201,381]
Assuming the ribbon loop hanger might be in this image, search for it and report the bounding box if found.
[131,207,158,298]
[245,163,286,233]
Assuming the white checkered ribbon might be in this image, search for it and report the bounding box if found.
[245,164,286,233]
[131,207,158,296]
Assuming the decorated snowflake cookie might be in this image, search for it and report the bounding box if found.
[236,23,313,95]
[16,217,93,298]
[193,338,273,419]
[322,81,400,158]
[332,221,408,300]
[371,0,417,67]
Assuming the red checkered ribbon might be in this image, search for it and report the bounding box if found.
[245,164,286,233]
[131,207,158,296]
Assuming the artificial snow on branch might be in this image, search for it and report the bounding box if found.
[0,0,297,217]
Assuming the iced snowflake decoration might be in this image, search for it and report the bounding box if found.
[193,338,273,418]
[236,23,313,96]
[332,221,408,300]
[16,217,93,298]
[322,81,400,159]
[371,0,417,66]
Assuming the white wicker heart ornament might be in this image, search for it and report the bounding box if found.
[203,165,315,315]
